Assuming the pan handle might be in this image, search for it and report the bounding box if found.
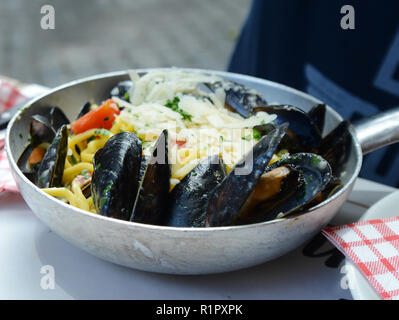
[353,106,399,155]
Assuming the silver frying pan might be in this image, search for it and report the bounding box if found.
[5,68,399,274]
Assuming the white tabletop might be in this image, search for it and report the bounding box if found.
[0,178,396,300]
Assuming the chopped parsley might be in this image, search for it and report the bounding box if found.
[253,128,262,141]
[99,196,107,209]
[242,135,252,141]
[95,163,101,170]
[104,116,110,121]
[124,92,130,101]
[311,156,321,166]
[93,128,111,137]
[103,183,113,195]
[164,97,192,121]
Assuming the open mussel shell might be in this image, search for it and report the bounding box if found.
[253,105,322,152]
[239,153,332,224]
[163,155,227,228]
[17,107,70,181]
[130,130,171,225]
[206,123,288,227]
[30,115,56,145]
[91,132,142,220]
[36,125,68,188]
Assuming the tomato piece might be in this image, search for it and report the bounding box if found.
[70,99,120,134]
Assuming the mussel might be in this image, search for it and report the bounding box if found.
[17,106,70,182]
[36,125,68,188]
[91,132,142,220]
[164,155,227,227]
[253,105,323,153]
[130,130,171,225]
[237,153,332,224]
[308,104,327,134]
[203,79,267,118]
[206,124,288,227]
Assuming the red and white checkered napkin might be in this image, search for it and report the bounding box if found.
[0,79,48,193]
[323,217,399,300]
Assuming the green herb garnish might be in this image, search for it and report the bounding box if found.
[99,196,107,209]
[164,97,192,121]
[253,128,262,141]
[242,135,252,141]
[93,128,111,137]
[104,116,110,121]
[124,92,130,101]
[311,156,321,166]
[81,169,89,175]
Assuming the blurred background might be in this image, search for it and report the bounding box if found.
[0,0,251,87]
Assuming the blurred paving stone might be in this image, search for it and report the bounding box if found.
[0,0,250,87]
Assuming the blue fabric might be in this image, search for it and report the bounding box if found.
[228,0,399,187]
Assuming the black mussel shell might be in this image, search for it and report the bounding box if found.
[254,105,323,152]
[76,102,92,119]
[308,104,326,134]
[203,80,266,118]
[241,153,332,224]
[206,123,288,227]
[304,175,343,210]
[30,115,56,145]
[163,155,227,228]
[36,125,68,188]
[48,107,70,131]
[131,130,170,225]
[139,155,150,182]
[109,81,133,101]
[317,120,352,176]
[17,144,42,182]
[91,132,142,220]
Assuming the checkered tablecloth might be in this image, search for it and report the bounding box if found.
[323,218,399,300]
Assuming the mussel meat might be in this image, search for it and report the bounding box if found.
[237,153,332,224]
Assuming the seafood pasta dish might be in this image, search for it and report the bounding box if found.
[17,69,349,228]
